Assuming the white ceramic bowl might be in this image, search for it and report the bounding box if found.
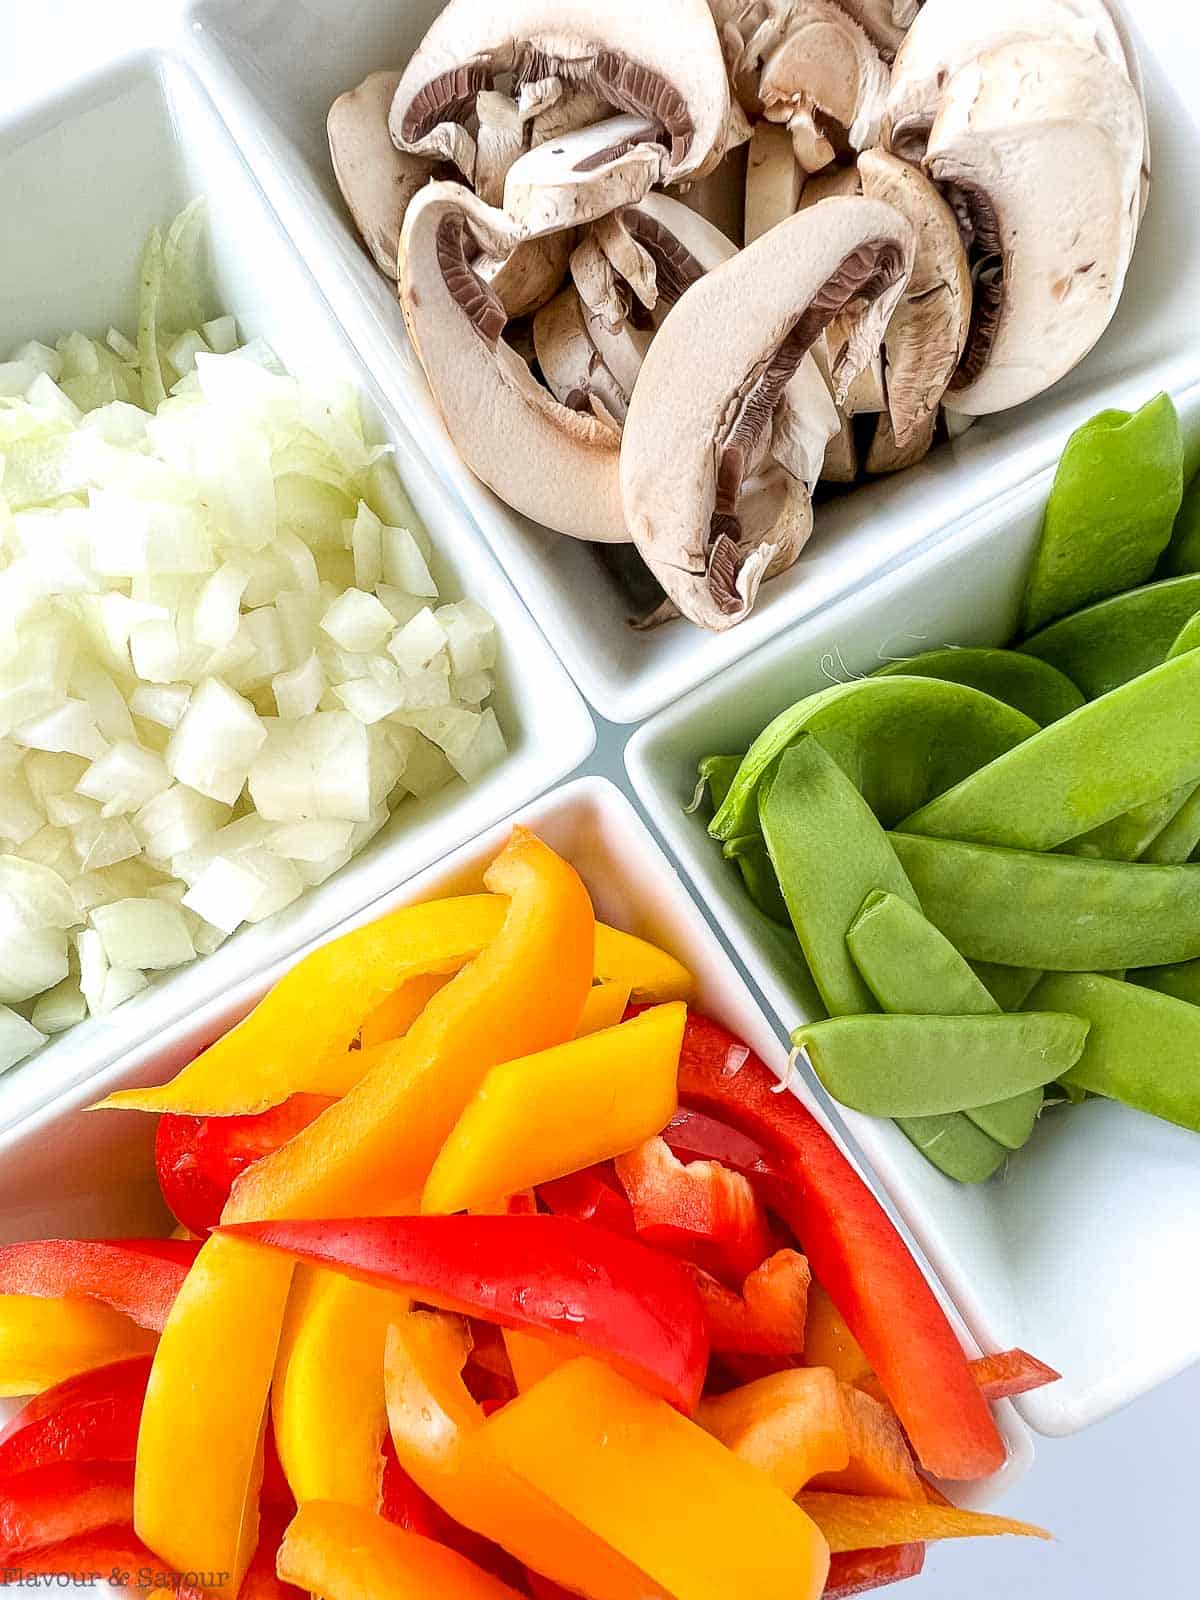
[0,52,594,1137]
[627,382,1200,1438]
[0,774,1033,1517]
[181,0,1200,721]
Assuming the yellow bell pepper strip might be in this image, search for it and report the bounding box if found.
[479,1357,830,1600]
[793,1493,1050,1553]
[802,1282,875,1387]
[810,1385,926,1502]
[276,1500,528,1600]
[574,981,632,1037]
[360,971,454,1048]
[0,1297,155,1397]
[384,1312,669,1600]
[134,1233,294,1595]
[500,1328,572,1393]
[222,830,595,1222]
[422,1004,684,1215]
[592,926,694,1003]
[697,1368,850,1496]
[271,1266,411,1509]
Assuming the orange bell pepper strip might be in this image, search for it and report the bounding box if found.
[697,1367,850,1496]
[276,1501,527,1600]
[803,1282,875,1387]
[223,830,595,1222]
[422,1004,684,1215]
[0,1296,155,1397]
[480,1357,830,1600]
[384,1311,669,1600]
[694,1250,811,1354]
[360,971,454,1048]
[592,927,694,1005]
[810,1385,925,1503]
[969,1348,1061,1401]
[825,1544,926,1597]
[574,981,632,1037]
[500,1328,573,1393]
[134,1234,294,1595]
[271,1267,411,1509]
[794,1493,1050,1553]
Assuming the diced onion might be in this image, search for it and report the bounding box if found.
[0,1005,46,1073]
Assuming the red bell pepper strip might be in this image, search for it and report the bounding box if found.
[0,1241,200,1334]
[824,1544,925,1597]
[523,1573,579,1600]
[615,1137,773,1286]
[693,1250,811,1354]
[222,1214,709,1413]
[155,1095,334,1237]
[0,1530,204,1596]
[663,1108,778,1179]
[675,1012,1006,1481]
[0,1463,133,1561]
[969,1349,1061,1402]
[537,1166,635,1237]
[0,1357,151,1479]
[381,1443,528,1592]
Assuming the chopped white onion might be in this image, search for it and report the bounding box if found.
[91,897,196,970]
[0,1005,46,1073]
[30,975,87,1035]
[320,588,395,653]
[273,652,324,720]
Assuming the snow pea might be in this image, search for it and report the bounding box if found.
[899,649,1200,851]
[971,962,1043,1012]
[722,834,790,926]
[1021,393,1184,633]
[689,755,742,816]
[710,677,1035,842]
[847,892,1042,1150]
[1131,957,1200,1007]
[890,833,1200,971]
[1062,788,1195,864]
[758,735,920,1017]
[792,1013,1088,1119]
[1019,574,1200,698]
[1030,973,1200,1133]
[1160,464,1200,575]
[1142,787,1200,865]
[874,647,1083,725]
[893,1114,1008,1184]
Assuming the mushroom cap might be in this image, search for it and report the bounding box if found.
[858,146,971,444]
[502,115,665,236]
[758,1,891,163]
[327,71,433,279]
[390,0,731,184]
[620,195,913,621]
[925,39,1143,415]
[883,0,1131,158]
[397,182,627,543]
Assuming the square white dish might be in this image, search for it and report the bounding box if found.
[181,0,1200,722]
[626,381,1200,1438]
[0,773,1033,1514]
[0,52,594,1138]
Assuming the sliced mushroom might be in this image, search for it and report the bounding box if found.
[883,0,1131,160]
[771,353,841,488]
[758,2,891,172]
[533,286,632,421]
[925,40,1144,415]
[569,234,653,400]
[620,197,913,628]
[526,85,611,145]
[866,406,937,472]
[390,0,732,185]
[672,145,749,247]
[858,147,971,446]
[397,182,627,542]
[473,91,525,207]
[477,230,574,319]
[797,162,864,209]
[590,212,659,315]
[745,121,803,245]
[842,349,886,413]
[327,72,434,279]
[502,116,665,236]
[942,406,977,439]
[837,0,920,60]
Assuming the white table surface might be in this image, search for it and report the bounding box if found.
[3,3,1199,1595]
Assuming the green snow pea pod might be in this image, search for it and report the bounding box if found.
[758,735,920,1017]
[874,647,1083,725]
[792,1013,1088,1118]
[970,962,1043,1012]
[899,649,1200,851]
[846,892,1042,1150]
[722,834,790,926]
[1141,787,1200,865]
[711,677,1035,842]
[1130,957,1200,1006]
[688,755,742,816]
[1030,973,1200,1133]
[1021,394,1184,633]
[1160,461,1200,575]
[891,1114,1008,1184]
[891,833,1200,971]
[1019,574,1200,699]
[1062,788,1196,864]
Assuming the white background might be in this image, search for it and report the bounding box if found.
[2,2,1199,1595]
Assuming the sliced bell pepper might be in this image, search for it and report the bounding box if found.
[803,1283,875,1388]
[223,1214,708,1412]
[271,1266,411,1510]
[360,971,454,1048]
[697,1367,850,1495]
[795,1494,1050,1553]
[0,1462,133,1560]
[676,1013,1005,1481]
[156,1096,335,1237]
[223,830,595,1222]
[592,928,694,1005]
[277,1500,527,1600]
[969,1349,1061,1401]
[825,1544,925,1597]
[694,1250,811,1355]
[134,1233,295,1595]
[423,1004,684,1215]
[479,1356,830,1600]
[614,1136,771,1286]
[500,1327,573,1393]
[575,981,633,1037]
[384,1311,668,1600]
[0,1296,156,1397]
[0,1356,151,1478]
[537,1166,635,1237]
[810,1386,925,1503]
[0,1241,200,1334]
[0,1528,202,1595]
[662,1108,777,1178]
